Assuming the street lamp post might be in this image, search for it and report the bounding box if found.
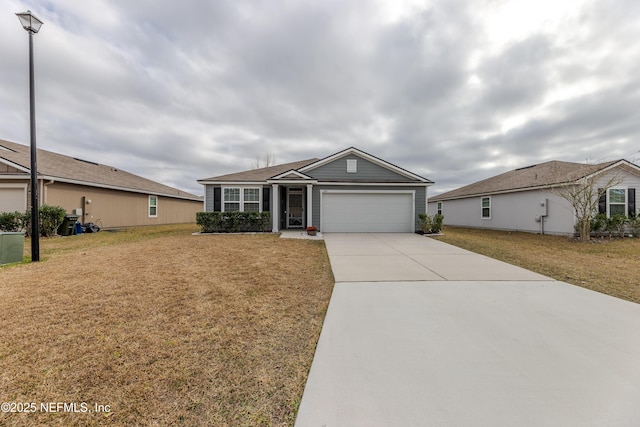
[16,10,44,262]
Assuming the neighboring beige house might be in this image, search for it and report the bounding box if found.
[0,139,202,228]
[428,159,640,235]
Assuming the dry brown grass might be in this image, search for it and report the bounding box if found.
[434,226,640,304]
[0,225,334,426]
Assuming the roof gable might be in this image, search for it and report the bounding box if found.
[0,139,201,200]
[268,169,316,180]
[430,159,638,201]
[197,158,319,183]
[299,147,432,183]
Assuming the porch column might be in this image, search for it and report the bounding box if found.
[272,184,279,232]
[306,184,313,228]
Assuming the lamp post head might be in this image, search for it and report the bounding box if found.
[16,10,44,34]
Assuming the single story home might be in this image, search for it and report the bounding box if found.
[0,139,202,228]
[198,147,433,233]
[428,159,640,235]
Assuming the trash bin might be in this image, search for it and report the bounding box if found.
[58,214,79,236]
[74,221,83,235]
[0,232,25,265]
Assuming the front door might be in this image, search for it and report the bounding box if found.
[287,188,304,228]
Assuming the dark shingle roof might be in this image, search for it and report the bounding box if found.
[198,158,319,182]
[0,139,201,200]
[430,160,623,201]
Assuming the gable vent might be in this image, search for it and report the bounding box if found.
[347,159,357,173]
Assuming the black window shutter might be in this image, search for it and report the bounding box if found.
[598,188,606,214]
[213,187,221,212]
[629,188,636,217]
[262,187,270,212]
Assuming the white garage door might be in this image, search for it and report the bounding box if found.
[0,186,27,213]
[321,192,414,232]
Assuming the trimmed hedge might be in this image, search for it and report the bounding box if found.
[196,212,271,233]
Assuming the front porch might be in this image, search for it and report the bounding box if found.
[270,183,314,233]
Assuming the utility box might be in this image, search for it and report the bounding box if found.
[0,232,25,265]
[58,214,79,236]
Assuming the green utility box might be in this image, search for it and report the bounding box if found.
[0,232,25,265]
[58,214,79,236]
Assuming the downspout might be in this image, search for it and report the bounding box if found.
[43,179,54,205]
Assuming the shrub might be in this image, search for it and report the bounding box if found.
[418,213,444,234]
[590,213,607,234]
[196,212,271,233]
[22,205,67,237]
[628,214,640,237]
[0,211,24,232]
[604,214,627,238]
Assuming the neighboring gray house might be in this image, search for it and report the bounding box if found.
[428,159,640,235]
[198,147,433,232]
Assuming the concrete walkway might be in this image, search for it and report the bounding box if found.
[295,233,640,427]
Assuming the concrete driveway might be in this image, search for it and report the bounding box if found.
[295,233,640,427]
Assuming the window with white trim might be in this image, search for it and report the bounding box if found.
[243,188,260,212]
[608,188,626,216]
[223,187,261,212]
[223,188,241,212]
[481,196,491,219]
[437,201,443,215]
[148,195,158,217]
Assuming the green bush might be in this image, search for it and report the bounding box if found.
[604,214,627,238]
[590,213,607,233]
[0,211,24,232]
[418,213,444,234]
[22,205,67,237]
[196,212,271,233]
[628,214,640,237]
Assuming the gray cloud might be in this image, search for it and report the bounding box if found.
[2,0,639,196]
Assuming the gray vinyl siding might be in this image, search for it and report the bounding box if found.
[306,155,417,182]
[312,185,428,231]
[428,168,640,235]
[429,190,575,235]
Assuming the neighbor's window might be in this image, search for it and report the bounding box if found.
[149,195,158,217]
[608,188,626,216]
[223,187,261,212]
[437,201,443,215]
[481,197,491,219]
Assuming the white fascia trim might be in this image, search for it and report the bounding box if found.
[0,158,30,173]
[317,181,431,187]
[266,179,318,185]
[583,160,640,180]
[269,169,315,180]
[42,175,202,201]
[299,147,432,183]
[320,189,415,194]
[0,174,30,180]
[198,180,265,186]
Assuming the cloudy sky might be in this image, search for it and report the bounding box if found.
[2,0,639,196]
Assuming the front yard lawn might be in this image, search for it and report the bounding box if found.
[0,224,334,426]
[434,226,640,304]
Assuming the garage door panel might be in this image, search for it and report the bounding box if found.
[0,187,27,213]
[322,192,413,232]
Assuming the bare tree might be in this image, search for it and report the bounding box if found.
[253,151,276,169]
[555,174,622,241]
